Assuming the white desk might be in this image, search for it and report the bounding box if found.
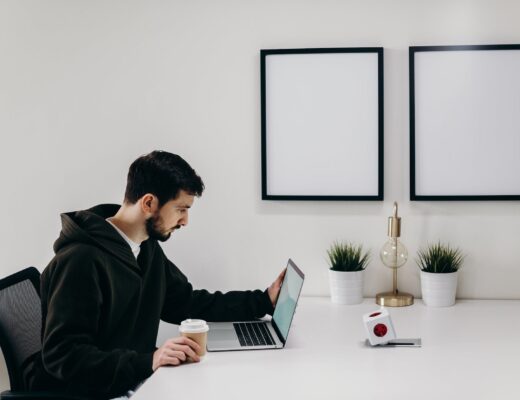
[133,297,519,400]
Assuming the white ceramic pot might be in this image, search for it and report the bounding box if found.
[328,269,364,305]
[420,270,458,307]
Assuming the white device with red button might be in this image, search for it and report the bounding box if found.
[363,308,397,346]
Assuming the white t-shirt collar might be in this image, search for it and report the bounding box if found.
[106,219,141,259]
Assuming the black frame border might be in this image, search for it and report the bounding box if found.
[261,47,384,201]
[410,44,520,201]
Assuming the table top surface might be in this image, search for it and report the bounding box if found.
[132,297,520,400]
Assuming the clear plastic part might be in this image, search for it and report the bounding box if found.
[380,238,408,269]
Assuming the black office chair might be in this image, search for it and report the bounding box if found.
[0,267,87,400]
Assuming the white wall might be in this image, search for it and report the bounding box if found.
[1,0,520,391]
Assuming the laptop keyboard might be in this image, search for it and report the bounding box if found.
[233,322,276,347]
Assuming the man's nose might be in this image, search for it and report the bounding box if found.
[180,212,189,226]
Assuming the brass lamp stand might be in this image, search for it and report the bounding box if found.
[376,202,414,307]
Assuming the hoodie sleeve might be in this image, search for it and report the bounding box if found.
[41,250,153,397]
[160,258,274,324]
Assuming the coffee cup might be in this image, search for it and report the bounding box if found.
[179,319,209,357]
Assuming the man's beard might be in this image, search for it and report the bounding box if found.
[145,212,180,242]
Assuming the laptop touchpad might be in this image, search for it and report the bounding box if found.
[208,324,240,347]
[211,329,236,341]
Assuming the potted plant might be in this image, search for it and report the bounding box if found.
[416,242,464,307]
[327,241,370,305]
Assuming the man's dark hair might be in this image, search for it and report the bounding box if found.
[124,151,204,205]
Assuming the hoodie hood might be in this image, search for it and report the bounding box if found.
[54,204,139,269]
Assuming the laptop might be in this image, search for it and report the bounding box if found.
[206,259,304,351]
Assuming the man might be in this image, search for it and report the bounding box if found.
[29,151,284,399]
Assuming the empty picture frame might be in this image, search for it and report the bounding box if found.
[261,48,384,200]
[410,44,520,200]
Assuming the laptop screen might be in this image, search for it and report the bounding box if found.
[272,259,305,342]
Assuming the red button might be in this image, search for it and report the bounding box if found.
[369,312,382,318]
[374,323,387,337]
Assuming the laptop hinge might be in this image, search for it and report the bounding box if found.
[271,319,285,346]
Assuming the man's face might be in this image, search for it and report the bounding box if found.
[146,190,195,242]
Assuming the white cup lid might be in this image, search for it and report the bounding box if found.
[179,319,209,333]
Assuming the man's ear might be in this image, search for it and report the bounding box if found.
[140,194,158,216]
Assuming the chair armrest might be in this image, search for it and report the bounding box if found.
[1,390,91,400]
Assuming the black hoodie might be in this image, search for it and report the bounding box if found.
[30,204,274,399]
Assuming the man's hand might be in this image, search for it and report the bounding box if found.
[152,337,201,371]
[267,269,286,307]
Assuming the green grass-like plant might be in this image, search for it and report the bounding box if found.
[327,241,370,272]
[416,242,464,273]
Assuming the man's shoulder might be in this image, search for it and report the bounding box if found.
[43,243,107,280]
[54,242,105,262]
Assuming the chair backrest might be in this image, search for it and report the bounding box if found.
[0,267,42,391]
